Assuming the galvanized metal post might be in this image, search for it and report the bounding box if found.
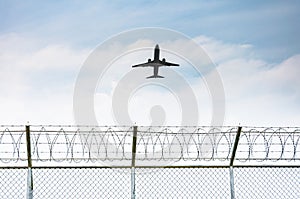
[229,126,242,199]
[131,126,138,199]
[26,125,33,199]
[229,167,235,199]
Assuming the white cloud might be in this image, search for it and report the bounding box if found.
[215,54,300,126]
[0,33,89,124]
[195,35,254,63]
[0,33,299,127]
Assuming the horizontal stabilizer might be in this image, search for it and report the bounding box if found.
[146,75,164,79]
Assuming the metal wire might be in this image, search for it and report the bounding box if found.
[0,168,27,199]
[234,167,300,199]
[0,126,299,164]
[33,168,131,199]
[136,167,231,198]
[0,125,299,198]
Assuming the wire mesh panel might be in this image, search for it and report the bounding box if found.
[135,167,231,198]
[234,167,300,199]
[0,125,299,198]
[0,168,27,199]
[33,168,131,199]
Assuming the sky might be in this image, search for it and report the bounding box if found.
[0,0,299,126]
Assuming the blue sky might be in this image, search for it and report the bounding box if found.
[1,1,299,62]
[0,1,299,126]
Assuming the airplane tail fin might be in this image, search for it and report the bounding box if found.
[147,75,164,79]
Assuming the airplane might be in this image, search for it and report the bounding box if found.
[132,44,179,78]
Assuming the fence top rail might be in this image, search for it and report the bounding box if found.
[1,125,300,133]
[1,124,300,128]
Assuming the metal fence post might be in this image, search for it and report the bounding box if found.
[26,125,33,199]
[131,126,138,199]
[229,126,242,199]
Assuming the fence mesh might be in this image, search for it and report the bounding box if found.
[33,168,131,199]
[1,167,298,198]
[0,169,27,199]
[136,167,231,198]
[234,167,300,199]
[0,125,299,198]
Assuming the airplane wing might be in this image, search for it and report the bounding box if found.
[161,61,179,66]
[132,62,154,67]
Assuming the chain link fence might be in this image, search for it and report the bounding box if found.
[0,125,299,198]
[0,168,27,199]
[33,168,131,199]
[136,167,231,198]
[234,166,299,199]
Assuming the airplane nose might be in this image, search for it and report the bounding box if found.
[155,44,159,49]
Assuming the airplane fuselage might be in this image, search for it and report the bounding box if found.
[154,44,160,61]
[132,44,179,78]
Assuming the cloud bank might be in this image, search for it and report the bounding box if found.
[0,33,299,126]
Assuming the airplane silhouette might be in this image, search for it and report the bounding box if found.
[132,44,179,78]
